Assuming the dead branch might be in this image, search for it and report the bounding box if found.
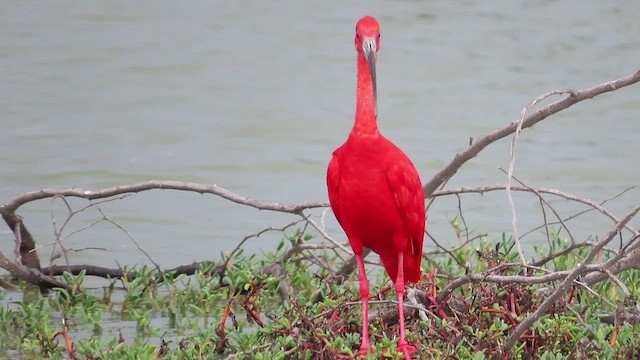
[0,180,328,288]
[596,312,640,326]
[39,262,220,280]
[433,184,636,234]
[501,205,640,354]
[0,180,326,216]
[423,70,640,197]
[1,213,42,270]
[579,234,640,287]
[0,250,70,291]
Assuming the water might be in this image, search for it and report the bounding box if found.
[1,2,639,275]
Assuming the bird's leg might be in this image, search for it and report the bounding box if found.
[354,252,372,356]
[395,253,416,359]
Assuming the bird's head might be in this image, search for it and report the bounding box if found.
[355,15,381,57]
[355,16,380,116]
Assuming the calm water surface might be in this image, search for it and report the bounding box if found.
[1,2,639,279]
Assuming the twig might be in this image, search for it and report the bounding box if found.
[503,169,581,263]
[432,184,633,234]
[13,221,22,263]
[98,209,161,271]
[298,211,352,255]
[505,90,578,265]
[602,268,631,297]
[221,219,305,276]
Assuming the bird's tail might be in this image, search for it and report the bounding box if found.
[381,241,422,286]
[403,242,422,284]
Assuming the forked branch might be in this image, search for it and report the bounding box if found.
[423,70,640,196]
[501,206,640,354]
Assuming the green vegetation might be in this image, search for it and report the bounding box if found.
[1,232,639,359]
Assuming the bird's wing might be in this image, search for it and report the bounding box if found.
[326,153,342,224]
[386,159,426,257]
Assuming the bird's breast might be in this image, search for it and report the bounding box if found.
[333,137,406,253]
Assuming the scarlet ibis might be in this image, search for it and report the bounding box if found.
[326,16,425,359]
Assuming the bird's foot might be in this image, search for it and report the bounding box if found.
[355,343,373,357]
[396,341,416,359]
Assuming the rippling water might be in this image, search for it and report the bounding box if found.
[1,2,639,276]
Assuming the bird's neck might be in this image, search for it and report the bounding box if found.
[352,53,379,137]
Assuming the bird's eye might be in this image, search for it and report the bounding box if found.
[356,33,360,39]
[377,34,381,39]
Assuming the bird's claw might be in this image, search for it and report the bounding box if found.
[396,342,416,359]
[355,344,374,357]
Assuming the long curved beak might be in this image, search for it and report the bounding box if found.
[362,37,377,117]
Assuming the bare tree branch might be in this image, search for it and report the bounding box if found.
[501,205,640,354]
[39,262,220,280]
[0,251,70,291]
[432,184,636,234]
[423,70,640,196]
[0,180,326,216]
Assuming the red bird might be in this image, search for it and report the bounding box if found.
[327,16,426,359]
